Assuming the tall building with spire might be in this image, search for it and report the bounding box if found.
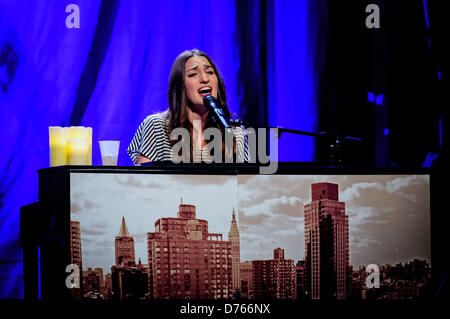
[304,182,349,299]
[228,208,241,293]
[112,217,148,299]
[115,216,135,267]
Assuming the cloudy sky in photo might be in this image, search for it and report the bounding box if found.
[238,174,431,267]
[71,173,431,273]
[71,173,238,273]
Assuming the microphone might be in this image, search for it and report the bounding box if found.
[203,94,233,133]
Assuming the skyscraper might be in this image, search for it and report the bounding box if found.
[112,217,148,299]
[147,200,233,299]
[70,221,83,298]
[111,264,149,299]
[104,273,113,299]
[228,208,241,293]
[82,267,103,296]
[70,221,82,268]
[304,182,349,299]
[240,261,253,298]
[252,248,296,299]
[296,260,306,299]
[115,216,135,267]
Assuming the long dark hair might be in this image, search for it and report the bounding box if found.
[166,49,235,160]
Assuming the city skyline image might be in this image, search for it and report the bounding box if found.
[70,173,239,273]
[238,174,430,267]
[70,173,431,299]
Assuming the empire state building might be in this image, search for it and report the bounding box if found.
[228,208,241,293]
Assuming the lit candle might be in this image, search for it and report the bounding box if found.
[70,126,92,165]
[87,127,92,165]
[49,127,70,166]
[68,139,89,165]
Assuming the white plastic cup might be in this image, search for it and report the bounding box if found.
[99,140,120,166]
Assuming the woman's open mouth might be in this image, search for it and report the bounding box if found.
[198,86,212,96]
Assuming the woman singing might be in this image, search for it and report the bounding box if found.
[127,49,249,164]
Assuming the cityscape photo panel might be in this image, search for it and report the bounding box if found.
[69,173,431,300]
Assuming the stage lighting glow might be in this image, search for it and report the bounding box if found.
[375,93,384,106]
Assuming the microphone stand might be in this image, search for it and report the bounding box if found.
[231,119,362,165]
[275,127,362,165]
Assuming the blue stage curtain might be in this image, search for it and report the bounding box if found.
[0,0,323,297]
[266,0,325,161]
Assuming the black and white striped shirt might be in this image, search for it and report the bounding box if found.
[127,111,250,164]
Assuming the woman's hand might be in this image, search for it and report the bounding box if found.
[136,153,151,164]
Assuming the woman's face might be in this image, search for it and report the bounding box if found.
[184,55,218,109]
